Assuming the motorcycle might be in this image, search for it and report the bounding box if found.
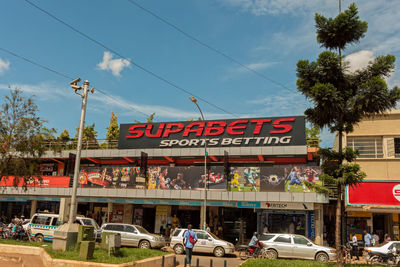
[238,241,265,260]
[369,247,400,266]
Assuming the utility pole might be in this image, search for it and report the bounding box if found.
[69,78,94,223]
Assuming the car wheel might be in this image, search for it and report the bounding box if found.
[214,247,225,257]
[266,249,278,259]
[174,244,185,255]
[35,234,44,243]
[139,240,151,249]
[315,252,329,262]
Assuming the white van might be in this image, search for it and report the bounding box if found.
[29,213,101,242]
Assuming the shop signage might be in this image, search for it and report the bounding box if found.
[347,181,400,206]
[39,163,55,172]
[307,211,315,239]
[119,116,305,149]
[261,202,314,210]
[0,176,70,188]
[237,201,261,208]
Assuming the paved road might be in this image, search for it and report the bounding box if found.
[0,253,44,267]
[175,253,242,267]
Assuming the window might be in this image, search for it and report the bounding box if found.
[260,234,275,241]
[51,218,63,226]
[274,235,291,243]
[125,225,136,233]
[395,138,400,158]
[172,229,181,237]
[135,225,149,234]
[293,236,309,245]
[104,224,124,231]
[31,216,52,225]
[347,137,383,158]
[195,231,209,240]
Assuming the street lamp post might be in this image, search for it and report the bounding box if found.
[189,96,207,230]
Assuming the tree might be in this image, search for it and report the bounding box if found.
[58,129,71,149]
[296,3,400,265]
[134,112,155,123]
[0,88,48,186]
[305,125,321,147]
[74,123,98,149]
[105,111,119,148]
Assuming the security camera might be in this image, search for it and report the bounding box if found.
[71,85,82,90]
[90,87,95,94]
[70,78,81,85]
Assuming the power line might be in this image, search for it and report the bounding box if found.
[0,47,151,118]
[24,0,239,117]
[126,0,296,94]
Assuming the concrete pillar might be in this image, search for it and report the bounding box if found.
[314,203,324,245]
[200,205,205,230]
[59,198,71,223]
[30,200,38,218]
[107,202,113,223]
[7,202,13,219]
[124,204,133,224]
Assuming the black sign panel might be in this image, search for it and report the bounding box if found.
[118,116,305,149]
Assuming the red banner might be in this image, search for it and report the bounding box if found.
[347,181,400,206]
[0,176,70,188]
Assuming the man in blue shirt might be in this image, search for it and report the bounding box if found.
[183,224,197,266]
[364,230,372,247]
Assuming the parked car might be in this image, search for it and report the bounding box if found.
[260,233,336,262]
[22,219,30,231]
[29,213,101,242]
[364,241,400,264]
[170,228,235,257]
[101,223,166,249]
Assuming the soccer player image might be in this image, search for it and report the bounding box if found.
[286,167,307,192]
[244,168,258,192]
[231,171,241,191]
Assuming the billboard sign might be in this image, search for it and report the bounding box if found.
[347,181,400,206]
[119,116,305,149]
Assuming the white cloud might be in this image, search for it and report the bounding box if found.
[0,58,10,75]
[0,82,72,101]
[97,51,130,77]
[344,50,374,73]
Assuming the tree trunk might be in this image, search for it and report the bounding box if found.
[336,129,343,266]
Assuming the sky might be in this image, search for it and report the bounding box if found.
[1,0,400,147]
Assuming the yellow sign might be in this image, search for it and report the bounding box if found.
[393,214,399,223]
[347,211,372,218]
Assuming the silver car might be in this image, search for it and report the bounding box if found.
[101,223,166,249]
[260,233,336,262]
[170,228,235,257]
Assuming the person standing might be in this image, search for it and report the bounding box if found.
[351,234,359,261]
[183,224,197,266]
[372,232,379,246]
[364,230,372,247]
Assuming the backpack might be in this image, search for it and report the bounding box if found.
[187,231,196,245]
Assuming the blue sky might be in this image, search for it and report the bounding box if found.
[1,0,399,147]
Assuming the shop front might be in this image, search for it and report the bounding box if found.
[346,181,400,241]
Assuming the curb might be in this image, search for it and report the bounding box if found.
[0,244,175,267]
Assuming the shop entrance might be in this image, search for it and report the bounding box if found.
[142,207,156,232]
[373,214,391,243]
[171,206,200,229]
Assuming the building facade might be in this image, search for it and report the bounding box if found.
[340,110,400,242]
[0,116,327,244]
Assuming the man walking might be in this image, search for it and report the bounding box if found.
[364,230,372,247]
[351,234,359,261]
[183,224,197,266]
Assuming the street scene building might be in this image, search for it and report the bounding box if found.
[0,116,327,244]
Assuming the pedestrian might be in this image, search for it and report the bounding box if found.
[183,224,197,266]
[351,234,359,261]
[364,230,372,247]
[372,232,379,246]
[384,233,391,243]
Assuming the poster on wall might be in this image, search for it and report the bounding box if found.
[229,167,260,192]
[229,165,321,192]
[79,166,146,189]
[147,166,226,190]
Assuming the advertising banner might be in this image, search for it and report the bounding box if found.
[119,116,305,149]
[147,165,226,190]
[79,166,146,189]
[347,181,400,206]
[0,176,70,187]
[229,165,321,192]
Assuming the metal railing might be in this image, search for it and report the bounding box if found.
[42,139,119,151]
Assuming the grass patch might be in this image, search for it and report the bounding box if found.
[0,239,168,264]
[241,259,378,267]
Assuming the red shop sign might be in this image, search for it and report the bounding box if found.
[347,181,400,206]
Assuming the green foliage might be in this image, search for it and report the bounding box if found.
[315,3,368,51]
[106,111,119,142]
[74,123,98,149]
[58,129,70,142]
[134,113,156,124]
[306,125,321,147]
[0,88,48,185]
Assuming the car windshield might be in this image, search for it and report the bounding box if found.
[208,232,222,240]
[80,218,100,230]
[135,225,150,234]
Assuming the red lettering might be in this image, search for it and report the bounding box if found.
[183,122,205,137]
[205,121,226,136]
[227,120,248,135]
[270,118,295,133]
[163,123,184,137]
[251,119,272,135]
[126,124,145,138]
[145,124,165,138]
